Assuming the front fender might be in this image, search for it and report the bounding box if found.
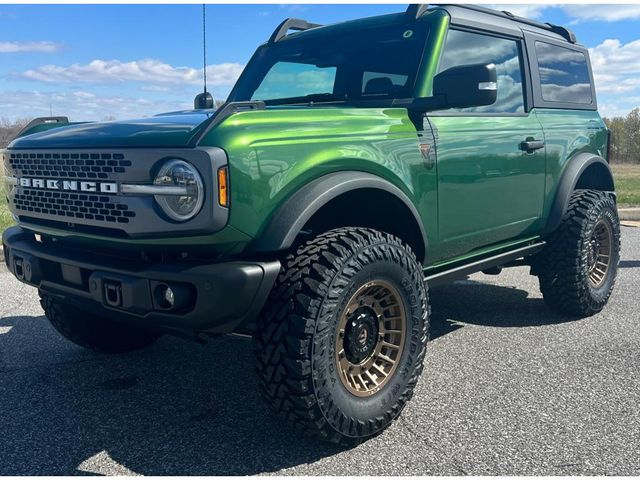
[250,171,428,255]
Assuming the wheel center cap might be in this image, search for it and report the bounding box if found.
[343,307,379,364]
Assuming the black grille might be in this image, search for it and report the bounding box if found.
[13,189,135,224]
[8,152,132,180]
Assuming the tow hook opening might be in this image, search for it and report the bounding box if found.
[103,281,123,308]
[14,257,25,280]
[11,253,41,284]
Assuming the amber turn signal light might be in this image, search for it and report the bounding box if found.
[217,166,229,207]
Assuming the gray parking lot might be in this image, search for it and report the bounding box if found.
[1,227,639,476]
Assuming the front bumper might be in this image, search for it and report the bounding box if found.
[2,226,280,335]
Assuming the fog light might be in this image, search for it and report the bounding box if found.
[154,284,174,309]
[164,287,175,307]
[152,282,192,311]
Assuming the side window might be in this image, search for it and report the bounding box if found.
[436,30,525,114]
[535,42,592,105]
[251,62,337,101]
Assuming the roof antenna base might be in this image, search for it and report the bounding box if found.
[194,91,214,110]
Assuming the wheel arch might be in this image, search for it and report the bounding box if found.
[249,171,428,263]
[544,152,615,236]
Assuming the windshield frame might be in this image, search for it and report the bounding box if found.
[227,18,432,107]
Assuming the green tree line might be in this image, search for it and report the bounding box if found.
[0,118,30,149]
[603,108,640,164]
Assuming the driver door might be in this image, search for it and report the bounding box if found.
[426,28,546,260]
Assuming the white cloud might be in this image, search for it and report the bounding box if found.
[483,4,640,23]
[140,85,172,92]
[279,4,308,13]
[0,89,192,122]
[590,39,640,76]
[483,4,550,19]
[562,4,640,22]
[588,38,640,117]
[598,98,640,118]
[19,58,244,86]
[0,41,61,53]
[594,76,640,95]
[590,38,640,93]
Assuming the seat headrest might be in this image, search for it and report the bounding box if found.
[364,77,395,95]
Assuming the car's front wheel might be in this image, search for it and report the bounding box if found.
[254,227,429,444]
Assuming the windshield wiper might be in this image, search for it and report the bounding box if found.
[265,93,346,106]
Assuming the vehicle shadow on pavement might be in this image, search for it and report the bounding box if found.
[428,279,576,340]
[0,278,579,475]
[0,315,345,476]
[619,260,640,268]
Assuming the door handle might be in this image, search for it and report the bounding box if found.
[520,139,545,153]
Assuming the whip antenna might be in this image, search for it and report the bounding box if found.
[194,3,214,109]
[203,4,207,94]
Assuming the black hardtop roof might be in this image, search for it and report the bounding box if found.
[434,4,577,44]
[268,4,579,46]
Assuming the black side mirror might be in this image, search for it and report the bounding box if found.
[432,63,498,109]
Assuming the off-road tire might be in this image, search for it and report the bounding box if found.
[537,189,620,317]
[254,227,429,444]
[40,293,162,353]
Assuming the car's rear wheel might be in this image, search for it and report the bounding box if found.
[40,293,162,353]
[537,189,620,317]
[254,227,429,444]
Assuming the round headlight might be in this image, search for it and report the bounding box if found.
[153,159,204,222]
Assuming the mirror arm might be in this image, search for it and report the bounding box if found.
[392,95,447,112]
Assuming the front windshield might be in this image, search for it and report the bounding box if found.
[230,20,430,105]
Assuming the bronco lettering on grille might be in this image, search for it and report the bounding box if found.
[18,177,118,194]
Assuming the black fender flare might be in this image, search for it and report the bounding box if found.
[544,152,615,235]
[250,171,428,257]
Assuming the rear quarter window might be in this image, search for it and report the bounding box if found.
[535,42,593,104]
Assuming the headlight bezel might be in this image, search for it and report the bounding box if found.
[153,159,205,222]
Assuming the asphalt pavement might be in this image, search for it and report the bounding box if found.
[1,227,639,475]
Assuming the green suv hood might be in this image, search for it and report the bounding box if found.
[8,110,216,149]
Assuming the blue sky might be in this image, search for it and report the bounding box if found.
[1,3,640,121]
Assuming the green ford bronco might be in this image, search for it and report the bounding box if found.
[2,4,620,444]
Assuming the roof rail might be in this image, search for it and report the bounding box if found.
[545,23,577,43]
[15,116,69,139]
[268,18,323,43]
[407,4,576,44]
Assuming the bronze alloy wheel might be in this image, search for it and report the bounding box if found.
[587,219,613,288]
[255,227,429,443]
[538,190,620,318]
[335,280,407,397]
